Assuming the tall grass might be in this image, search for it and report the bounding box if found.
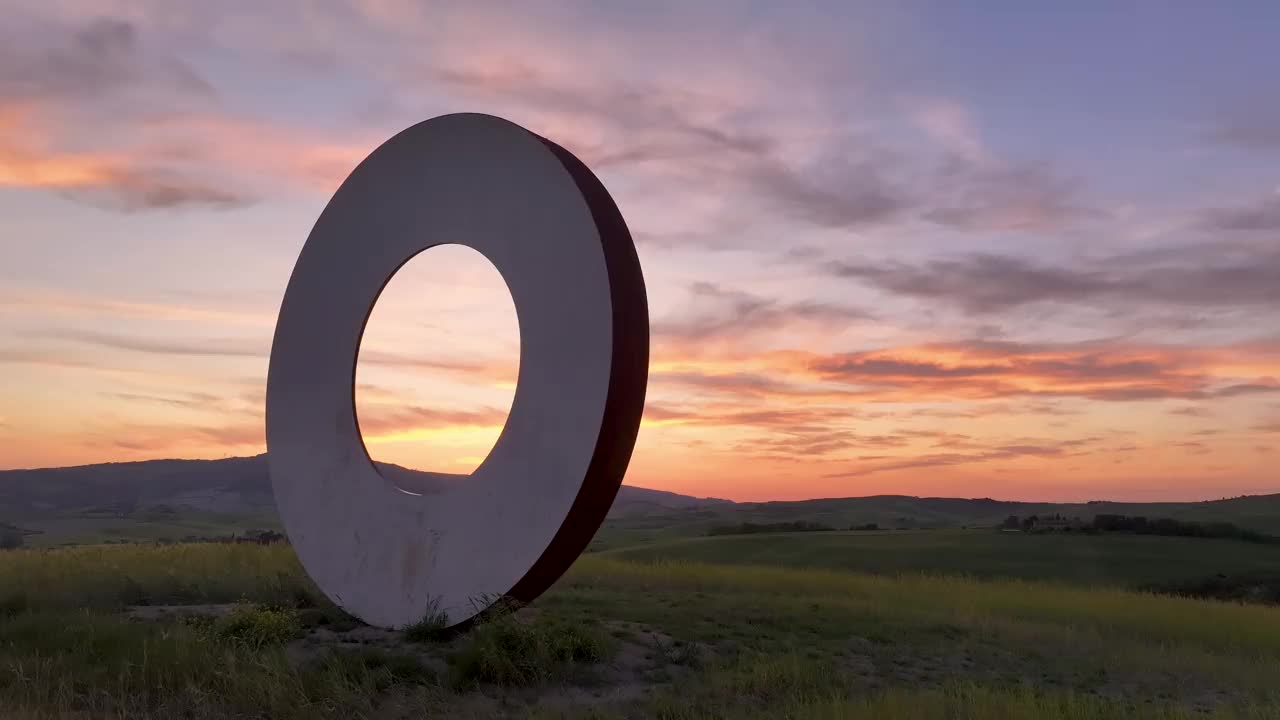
[0,610,331,718]
[534,679,1276,720]
[0,543,316,610]
[448,614,615,688]
[567,556,1280,659]
[4,544,1280,718]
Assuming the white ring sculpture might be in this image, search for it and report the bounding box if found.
[265,113,649,629]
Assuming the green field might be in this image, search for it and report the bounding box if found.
[602,529,1280,588]
[599,493,1280,538]
[2,541,1280,718]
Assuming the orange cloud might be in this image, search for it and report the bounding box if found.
[0,95,373,210]
[0,106,248,209]
[356,405,508,439]
[646,338,1280,405]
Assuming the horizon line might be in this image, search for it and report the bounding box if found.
[1,452,1276,507]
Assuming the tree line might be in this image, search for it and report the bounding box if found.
[1001,513,1276,544]
[706,521,887,536]
[0,528,288,550]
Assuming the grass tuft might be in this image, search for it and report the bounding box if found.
[211,602,301,649]
[448,614,615,689]
[653,636,703,668]
[313,649,436,693]
[403,599,452,643]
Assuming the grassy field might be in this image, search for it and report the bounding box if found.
[599,493,1280,539]
[2,542,1280,718]
[2,508,282,549]
[8,484,1280,549]
[601,529,1280,588]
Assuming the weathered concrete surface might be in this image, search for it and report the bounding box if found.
[266,113,648,629]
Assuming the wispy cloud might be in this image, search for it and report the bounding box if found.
[825,246,1280,315]
[104,390,257,418]
[356,405,508,437]
[650,337,1280,405]
[94,420,264,454]
[0,19,253,210]
[0,18,212,103]
[653,282,875,343]
[924,159,1089,232]
[827,443,1082,479]
[1206,106,1280,152]
[0,107,255,210]
[28,329,265,358]
[20,328,512,380]
[905,97,1093,232]
[0,290,274,327]
[1199,191,1280,232]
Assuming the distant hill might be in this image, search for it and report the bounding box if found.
[0,454,733,522]
[2,455,1277,546]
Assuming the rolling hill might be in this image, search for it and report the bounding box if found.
[0,454,734,517]
[589,492,1280,552]
[2,455,1277,546]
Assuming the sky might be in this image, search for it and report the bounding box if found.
[1,1,1278,503]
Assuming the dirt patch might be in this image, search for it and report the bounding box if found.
[285,623,458,677]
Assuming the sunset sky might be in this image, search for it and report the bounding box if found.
[2,1,1278,502]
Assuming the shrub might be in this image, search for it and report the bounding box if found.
[213,602,301,649]
[448,615,614,688]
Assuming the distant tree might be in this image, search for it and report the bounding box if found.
[253,530,286,545]
[1089,514,1274,543]
[1001,515,1021,529]
[707,521,834,536]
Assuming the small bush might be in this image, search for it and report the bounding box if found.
[214,602,301,649]
[180,613,218,636]
[449,615,615,688]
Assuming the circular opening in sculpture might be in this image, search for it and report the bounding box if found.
[354,244,519,494]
